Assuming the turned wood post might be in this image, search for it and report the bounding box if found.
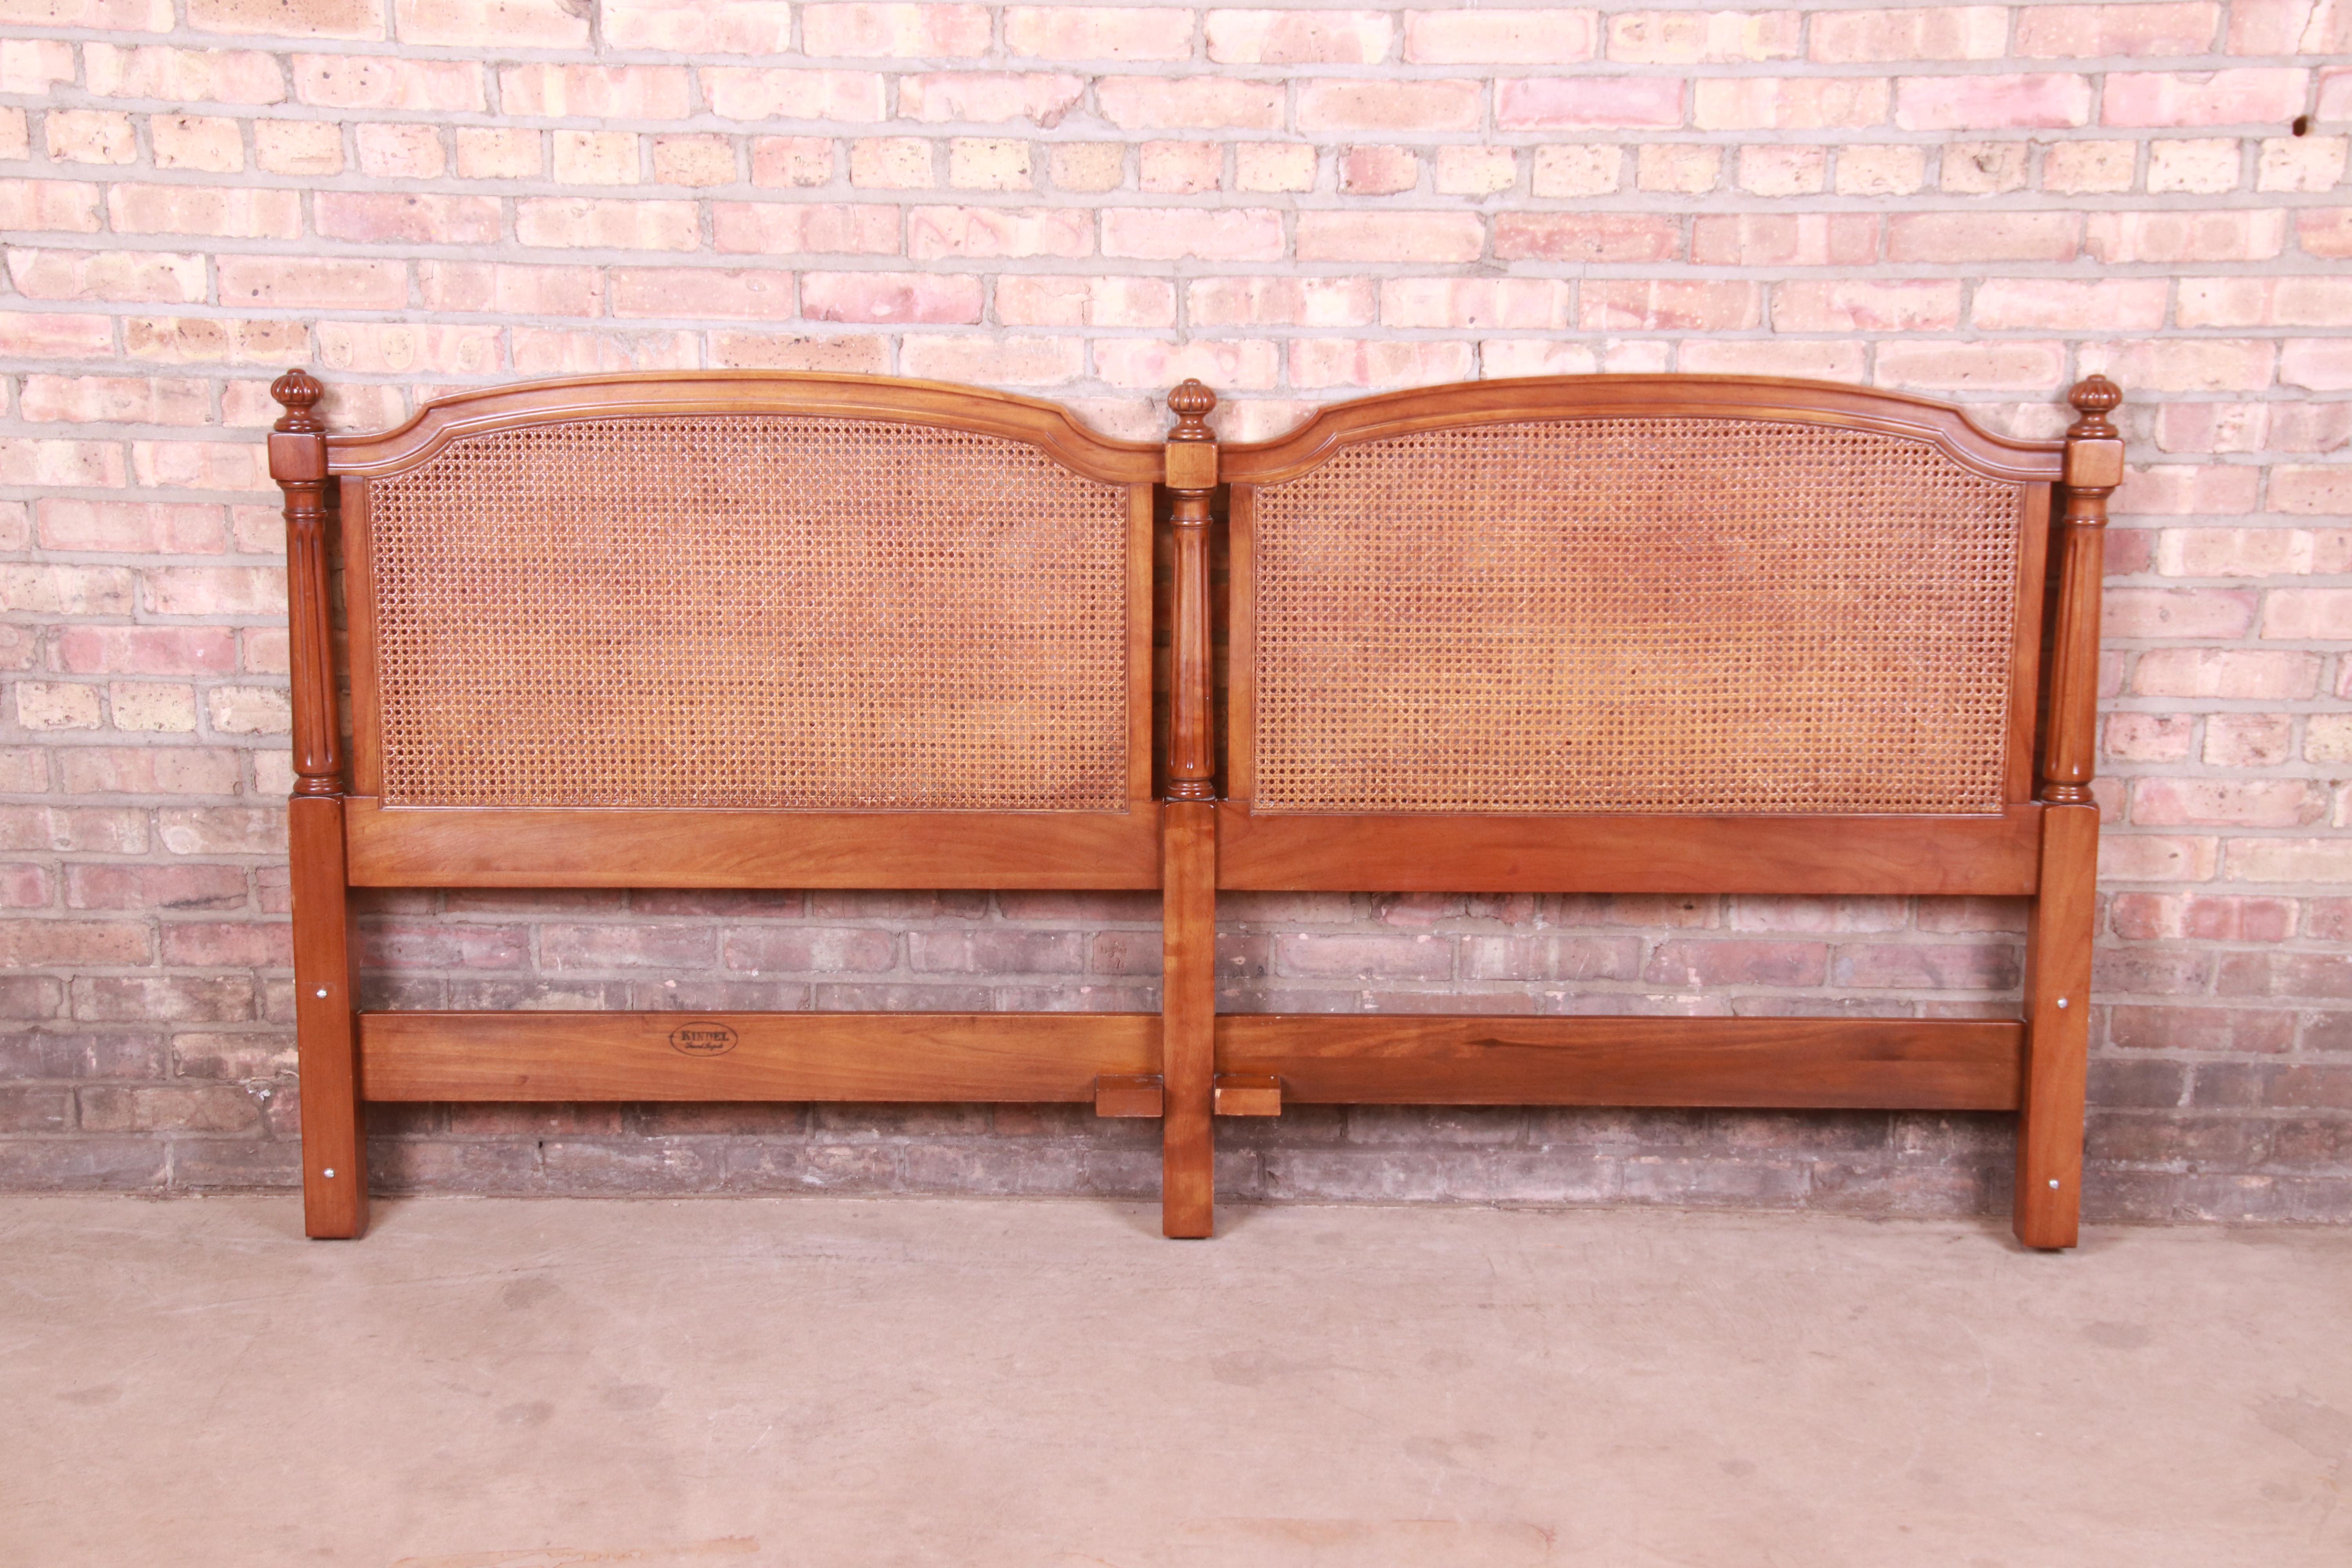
[2040,375,2122,806]
[1160,379,1220,1237]
[268,368,368,1239]
[2016,373,2121,1252]
[270,368,341,800]
[1164,378,1218,803]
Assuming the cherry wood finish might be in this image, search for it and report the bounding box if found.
[1217,808,2044,895]
[2016,806,2098,1248]
[1216,1016,2022,1111]
[1218,374,2067,489]
[1211,1074,1283,1116]
[361,1011,1157,1102]
[1095,1074,1167,1118]
[1160,800,1217,1237]
[1194,372,2110,1250]
[342,798,1161,889]
[276,369,1177,1240]
[289,796,367,1237]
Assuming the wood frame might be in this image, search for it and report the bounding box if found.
[273,367,2116,1251]
[1194,373,2119,1251]
[270,369,1176,1238]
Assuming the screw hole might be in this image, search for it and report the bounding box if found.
[2292,115,2311,136]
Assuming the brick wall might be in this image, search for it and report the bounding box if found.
[2,0,2348,1220]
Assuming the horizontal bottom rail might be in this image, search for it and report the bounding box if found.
[1217,1015,2023,1111]
[358,1011,2020,1113]
[360,1011,1158,1102]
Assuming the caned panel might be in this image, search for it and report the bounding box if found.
[1248,417,2025,815]
[366,415,1131,810]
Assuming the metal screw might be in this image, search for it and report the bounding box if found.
[2054,996,2069,1009]
[2048,1178,2060,1189]
[314,987,328,998]
[322,1168,336,1179]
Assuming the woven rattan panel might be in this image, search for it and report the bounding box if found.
[1250,417,2024,815]
[367,415,1130,810]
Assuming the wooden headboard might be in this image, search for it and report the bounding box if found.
[270,368,2121,1250]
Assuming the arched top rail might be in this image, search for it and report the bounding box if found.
[1218,374,2066,487]
[325,370,1162,486]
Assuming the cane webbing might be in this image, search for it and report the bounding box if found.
[1249,417,2023,816]
[367,415,1131,811]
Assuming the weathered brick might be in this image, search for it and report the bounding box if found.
[1095,76,1283,131]
[805,2,991,56]
[1403,9,1592,64]
[908,205,1091,259]
[292,53,482,111]
[1102,206,1283,261]
[1497,213,1679,263]
[1499,76,1682,129]
[1608,9,1801,63]
[903,71,1088,126]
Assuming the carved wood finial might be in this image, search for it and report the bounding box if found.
[1167,379,1216,443]
[2066,374,2121,441]
[271,367,325,434]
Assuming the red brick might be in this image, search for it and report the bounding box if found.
[1006,5,1192,60]
[1401,7,1592,62]
[1692,214,1876,266]
[1381,278,1567,330]
[908,206,1094,259]
[1811,5,2008,61]
[292,53,482,110]
[1459,934,1640,981]
[2205,713,2298,768]
[2133,778,2329,828]
[2271,468,2352,517]
[217,256,407,310]
[65,864,248,912]
[0,313,115,358]
[712,201,899,254]
[2019,2,2218,56]
[800,271,982,324]
[798,2,989,55]
[2102,337,2278,392]
[1095,76,1283,131]
[191,0,381,39]
[2299,208,2352,259]
[1693,77,1888,129]
[1578,279,1757,331]
[1898,73,2092,129]
[1681,340,1868,380]
[897,335,1083,386]
[56,628,236,677]
[608,268,794,320]
[1495,213,1680,263]
[1972,278,2169,331]
[1606,10,1798,62]
[1889,211,2081,262]
[1497,76,1682,129]
[7,249,207,305]
[1189,277,1376,327]
[2261,589,2352,640]
[314,191,502,247]
[0,918,151,966]
[2283,340,2352,391]
[0,180,103,234]
[19,377,209,427]
[517,199,699,252]
[1210,8,1394,63]
[1646,940,1826,987]
[1774,279,1961,332]
[999,276,1176,328]
[87,43,286,103]
[2088,209,2288,263]
[902,71,1089,126]
[1102,207,1284,261]
[1290,339,1475,388]
[1295,211,1483,264]
[2134,648,2320,699]
[1876,340,2068,392]
[2104,68,2310,125]
[396,0,585,46]
[1094,338,1281,392]
[0,439,129,488]
[501,64,693,120]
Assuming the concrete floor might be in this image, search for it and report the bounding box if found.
[2,1199,2348,1568]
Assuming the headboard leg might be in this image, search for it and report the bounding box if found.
[291,795,369,1239]
[2016,803,2096,1250]
[1161,800,1216,1237]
